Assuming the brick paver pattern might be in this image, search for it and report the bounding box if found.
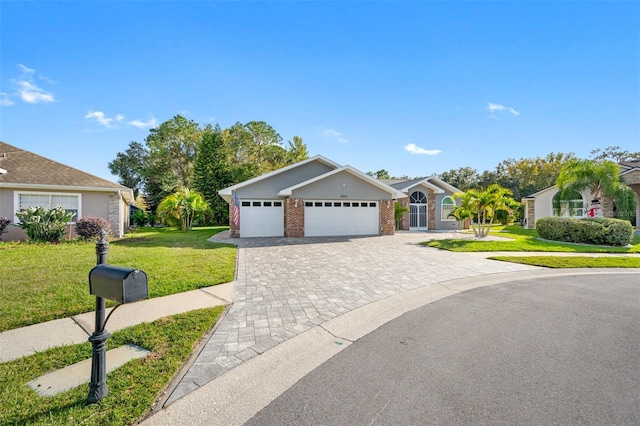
[167,232,537,404]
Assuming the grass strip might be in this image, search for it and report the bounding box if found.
[0,227,235,331]
[489,256,640,268]
[422,225,640,253]
[0,306,224,425]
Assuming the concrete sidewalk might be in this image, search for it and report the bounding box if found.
[0,283,234,363]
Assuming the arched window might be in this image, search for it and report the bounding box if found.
[410,191,427,204]
[441,196,455,221]
[552,190,584,217]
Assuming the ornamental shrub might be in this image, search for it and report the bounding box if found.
[15,206,75,243]
[0,216,10,235]
[536,216,632,246]
[75,216,111,241]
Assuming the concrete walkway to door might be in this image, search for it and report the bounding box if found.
[163,231,540,405]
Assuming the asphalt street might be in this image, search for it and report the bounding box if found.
[246,274,640,425]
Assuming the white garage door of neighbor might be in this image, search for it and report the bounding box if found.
[240,200,284,237]
[304,200,379,237]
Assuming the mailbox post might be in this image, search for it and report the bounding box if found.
[87,231,148,404]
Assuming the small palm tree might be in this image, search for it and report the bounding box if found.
[556,159,631,217]
[452,184,513,237]
[156,187,208,231]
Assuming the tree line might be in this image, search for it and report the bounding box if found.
[108,115,309,225]
[437,146,639,201]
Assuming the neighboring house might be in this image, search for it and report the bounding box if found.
[521,160,640,231]
[218,155,462,238]
[0,141,134,241]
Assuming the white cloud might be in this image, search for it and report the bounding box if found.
[404,143,442,156]
[0,93,14,107]
[129,115,158,129]
[17,81,55,103]
[11,64,55,104]
[487,102,519,117]
[18,64,35,74]
[85,110,124,128]
[323,129,348,143]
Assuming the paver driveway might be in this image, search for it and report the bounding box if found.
[166,232,538,404]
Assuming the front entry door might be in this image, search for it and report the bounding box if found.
[409,204,428,230]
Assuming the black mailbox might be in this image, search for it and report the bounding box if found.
[89,265,148,304]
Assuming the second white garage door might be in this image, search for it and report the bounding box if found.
[240,200,284,237]
[304,200,379,237]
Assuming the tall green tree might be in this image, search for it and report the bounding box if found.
[590,146,640,162]
[193,125,233,225]
[156,187,208,231]
[107,141,149,197]
[437,167,480,191]
[286,136,309,164]
[145,115,203,207]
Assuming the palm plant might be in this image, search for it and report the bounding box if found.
[555,159,630,217]
[156,187,208,231]
[452,184,513,237]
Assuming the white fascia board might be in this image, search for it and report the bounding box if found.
[0,182,131,193]
[402,179,445,194]
[525,184,557,199]
[425,176,461,193]
[218,155,342,202]
[278,165,406,199]
[620,167,640,176]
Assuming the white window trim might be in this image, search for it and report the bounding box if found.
[13,191,82,224]
[551,191,585,218]
[441,196,456,221]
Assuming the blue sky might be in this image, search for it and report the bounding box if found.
[1,1,638,182]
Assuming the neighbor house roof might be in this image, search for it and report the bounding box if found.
[0,141,133,200]
[381,176,461,195]
[277,165,406,198]
[218,155,341,202]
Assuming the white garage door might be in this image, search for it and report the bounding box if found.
[240,200,284,237]
[304,200,379,237]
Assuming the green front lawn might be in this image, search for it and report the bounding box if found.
[0,227,236,332]
[489,256,640,268]
[0,307,224,425]
[423,225,640,253]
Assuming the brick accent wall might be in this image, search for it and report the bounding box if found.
[380,199,395,235]
[427,188,436,230]
[526,200,535,229]
[600,195,614,218]
[285,198,304,237]
[397,197,409,230]
[229,202,239,238]
[107,193,122,237]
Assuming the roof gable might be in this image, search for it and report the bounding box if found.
[278,165,406,198]
[219,155,340,201]
[0,141,130,191]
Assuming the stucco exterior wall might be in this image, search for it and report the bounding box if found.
[235,162,334,199]
[290,171,392,200]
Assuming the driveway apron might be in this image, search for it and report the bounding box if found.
[166,233,537,404]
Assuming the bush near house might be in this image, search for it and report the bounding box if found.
[15,206,75,243]
[0,217,10,235]
[536,216,633,246]
[75,216,111,240]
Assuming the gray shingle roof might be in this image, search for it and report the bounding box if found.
[0,141,129,190]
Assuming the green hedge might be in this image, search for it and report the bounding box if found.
[536,216,633,246]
